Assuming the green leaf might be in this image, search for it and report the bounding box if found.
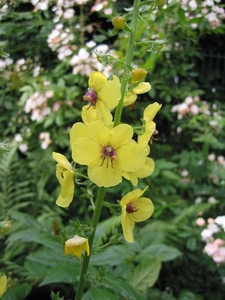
[24,259,48,279]
[8,210,41,229]
[127,258,161,292]
[162,170,181,181]
[84,288,119,300]
[90,245,135,266]
[137,244,182,262]
[105,275,145,300]
[1,283,32,300]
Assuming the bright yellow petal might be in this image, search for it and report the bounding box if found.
[88,159,122,187]
[88,71,107,91]
[120,187,147,206]
[87,120,110,145]
[55,166,74,207]
[81,105,97,124]
[111,124,133,146]
[132,197,154,222]
[52,152,72,170]
[0,275,7,297]
[143,102,162,121]
[132,82,151,94]
[123,91,137,106]
[72,138,101,165]
[134,157,155,178]
[138,121,156,148]
[97,75,121,108]
[70,122,89,145]
[96,101,113,126]
[65,236,90,258]
[122,171,138,186]
[121,212,135,243]
[117,142,146,172]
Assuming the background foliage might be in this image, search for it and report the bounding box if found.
[1,0,225,299]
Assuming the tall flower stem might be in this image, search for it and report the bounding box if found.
[114,0,140,127]
[75,186,105,300]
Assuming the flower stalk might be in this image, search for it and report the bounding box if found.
[75,186,105,300]
[114,0,140,127]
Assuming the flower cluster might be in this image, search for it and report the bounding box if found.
[167,0,225,29]
[197,216,225,263]
[53,69,161,248]
[24,90,53,122]
[171,96,200,120]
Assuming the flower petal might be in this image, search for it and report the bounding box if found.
[132,82,151,94]
[121,212,135,243]
[97,75,121,108]
[134,157,155,178]
[52,152,72,170]
[88,71,107,91]
[132,197,154,222]
[88,159,122,187]
[81,105,98,124]
[96,100,113,126]
[120,188,147,206]
[70,122,89,145]
[117,142,146,172]
[87,120,110,145]
[143,102,162,121]
[111,124,133,146]
[72,138,101,165]
[123,91,137,106]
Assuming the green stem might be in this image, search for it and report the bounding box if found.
[75,186,105,300]
[114,0,140,127]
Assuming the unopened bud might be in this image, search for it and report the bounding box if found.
[156,0,166,8]
[131,68,147,83]
[0,220,12,234]
[112,16,126,30]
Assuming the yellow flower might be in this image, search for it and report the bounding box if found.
[120,187,154,243]
[123,82,151,106]
[83,71,121,126]
[131,68,147,83]
[65,235,90,258]
[138,102,162,148]
[70,120,146,187]
[0,275,7,297]
[52,152,74,208]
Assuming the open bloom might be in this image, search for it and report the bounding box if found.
[70,120,146,187]
[120,186,154,243]
[65,235,90,258]
[123,82,151,106]
[52,152,74,207]
[138,102,162,148]
[83,71,121,125]
[0,275,7,297]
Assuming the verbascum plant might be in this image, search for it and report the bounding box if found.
[52,1,165,299]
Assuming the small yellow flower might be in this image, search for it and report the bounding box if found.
[120,187,154,243]
[138,102,162,148]
[83,71,121,125]
[0,275,7,297]
[52,152,74,208]
[70,120,146,187]
[123,82,151,106]
[65,235,90,258]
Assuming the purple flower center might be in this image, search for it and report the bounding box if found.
[126,202,138,213]
[100,145,116,168]
[83,88,98,107]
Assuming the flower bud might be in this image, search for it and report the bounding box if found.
[0,220,12,234]
[156,0,166,8]
[112,16,126,30]
[131,68,147,83]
